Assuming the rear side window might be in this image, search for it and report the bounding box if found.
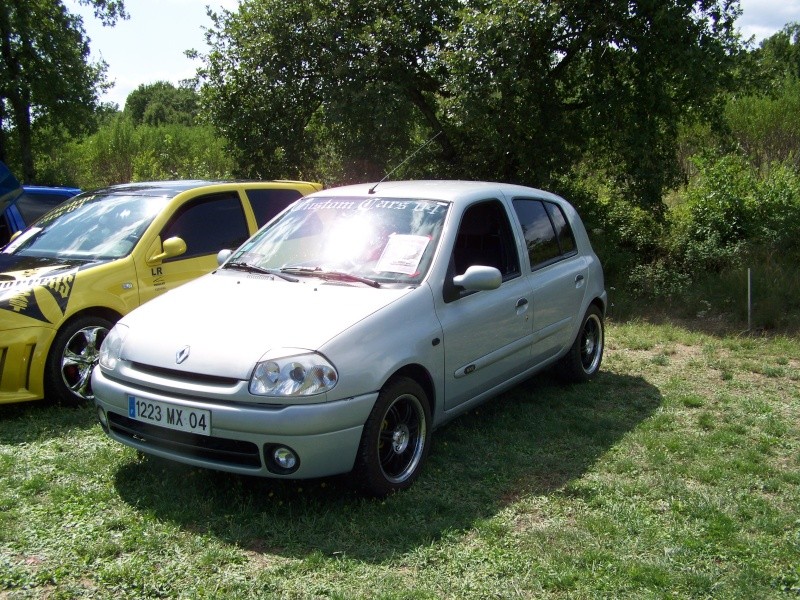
[245,188,304,227]
[512,199,577,270]
[161,193,249,260]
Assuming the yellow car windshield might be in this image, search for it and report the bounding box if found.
[4,193,169,260]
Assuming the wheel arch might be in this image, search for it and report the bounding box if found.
[382,363,437,420]
[590,295,606,318]
[58,306,124,335]
[47,306,124,364]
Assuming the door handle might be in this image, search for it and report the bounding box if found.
[575,274,585,283]
[515,298,528,309]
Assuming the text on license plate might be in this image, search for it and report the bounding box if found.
[128,395,211,436]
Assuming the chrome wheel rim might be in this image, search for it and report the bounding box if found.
[61,325,109,401]
[580,314,603,374]
[378,393,427,484]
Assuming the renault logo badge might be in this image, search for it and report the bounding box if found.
[176,345,190,364]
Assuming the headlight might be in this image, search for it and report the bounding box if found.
[98,323,129,371]
[249,352,337,397]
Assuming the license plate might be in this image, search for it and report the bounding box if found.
[128,395,211,436]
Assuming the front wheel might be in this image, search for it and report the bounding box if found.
[45,315,114,405]
[556,305,604,382]
[355,377,431,497]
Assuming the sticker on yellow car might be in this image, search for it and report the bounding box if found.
[0,266,78,324]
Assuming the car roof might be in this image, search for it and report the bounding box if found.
[89,180,316,199]
[309,180,565,204]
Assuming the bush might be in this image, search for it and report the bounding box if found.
[34,115,236,189]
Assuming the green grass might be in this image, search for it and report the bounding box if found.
[1,321,799,598]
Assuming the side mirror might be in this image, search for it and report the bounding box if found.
[453,265,502,291]
[147,236,187,265]
[217,249,232,266]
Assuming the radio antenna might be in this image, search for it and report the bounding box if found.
[368,131,442,195]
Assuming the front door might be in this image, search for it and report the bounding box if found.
[136,192,251,305]
[435,199,533,411]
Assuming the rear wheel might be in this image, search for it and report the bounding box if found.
[556,305,604,382]
[45,315,113,405]
[355,377,431,497]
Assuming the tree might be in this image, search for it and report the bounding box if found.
[0,0,126,182]
[755,22,800,83]
[125,81,200,127]
[198,0,742,209]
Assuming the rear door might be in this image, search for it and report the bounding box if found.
[512,198,588,363]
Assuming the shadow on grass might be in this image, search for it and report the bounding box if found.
[112,371,660,562]
[0,400,95,444]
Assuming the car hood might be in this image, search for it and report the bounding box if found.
[119,271,414,379]
[0,254,106,324]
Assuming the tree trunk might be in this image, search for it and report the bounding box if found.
[11,94,35,182]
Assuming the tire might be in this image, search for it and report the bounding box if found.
[556,305,604,382]
[355,376,431,497]
[45,315,114,405]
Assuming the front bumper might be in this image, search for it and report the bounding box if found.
[0,325,55,404]
[92,366,377,479]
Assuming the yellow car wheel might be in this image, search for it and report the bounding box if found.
[45,315,114,405]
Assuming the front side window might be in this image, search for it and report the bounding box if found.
[161,193,249,260]
[2,193,168,259]
[452,200,520,278]
[227,196,449,285]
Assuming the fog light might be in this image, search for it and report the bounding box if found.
[265,444,300,474]
[97,406,108,431]
[274,447,297,469]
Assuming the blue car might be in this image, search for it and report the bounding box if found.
[0,161,80,247]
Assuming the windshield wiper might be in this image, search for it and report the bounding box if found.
[280,266,381,288]
[225,261,299,282]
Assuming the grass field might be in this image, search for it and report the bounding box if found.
[1,320,799,598]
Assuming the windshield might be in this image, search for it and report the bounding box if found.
[227,196,449,285]
[2,193,169,259]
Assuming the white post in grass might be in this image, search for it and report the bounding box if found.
[747,267,752,332]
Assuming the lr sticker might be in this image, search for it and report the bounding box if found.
[151,266,166,290]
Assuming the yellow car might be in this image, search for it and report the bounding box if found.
[0,179,322,405]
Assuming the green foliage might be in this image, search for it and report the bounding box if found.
[44,115,235,189]
[751,21,800,84]
[605,149,800,329]
[124,81,200,127]
[0,0,127,181]
[672,154,800,266]
[681,154,756,251]
[725,77,800,171]
[197,0,742,203]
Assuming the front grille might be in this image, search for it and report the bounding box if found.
[108,412,262,469]
[130,362,239,386]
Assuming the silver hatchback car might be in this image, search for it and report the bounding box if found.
[93,181,606,496]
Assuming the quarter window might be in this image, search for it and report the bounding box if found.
[513,199,577,270]
[161,193,249,260]
[545,202,577,255]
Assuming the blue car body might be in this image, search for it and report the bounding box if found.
[0,161,80,247]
